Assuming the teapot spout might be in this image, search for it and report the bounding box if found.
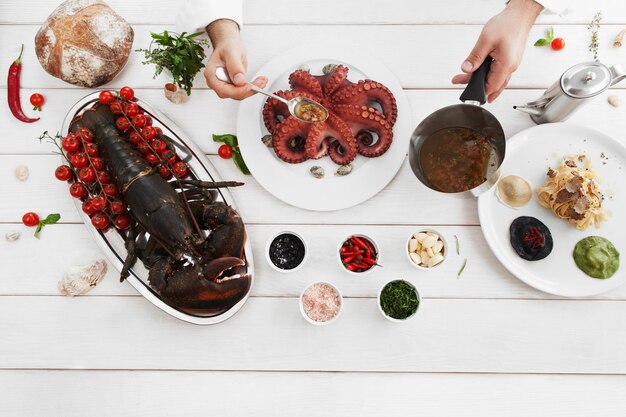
[513,105,543,117]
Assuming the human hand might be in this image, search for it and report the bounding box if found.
[204,19,268,100]
[452,0,543,103]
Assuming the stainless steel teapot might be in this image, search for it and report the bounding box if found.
[514,62,626,124]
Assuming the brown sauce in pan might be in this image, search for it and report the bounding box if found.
[419,127,493,193]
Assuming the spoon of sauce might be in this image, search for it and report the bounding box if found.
[215,67,328,123]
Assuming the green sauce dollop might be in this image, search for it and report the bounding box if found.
[573,236,620,279]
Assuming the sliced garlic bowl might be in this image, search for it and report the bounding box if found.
[407,230,447,270]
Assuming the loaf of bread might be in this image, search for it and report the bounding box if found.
[34,0,134,87]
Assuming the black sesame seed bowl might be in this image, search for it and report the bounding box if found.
[266,231,308,273]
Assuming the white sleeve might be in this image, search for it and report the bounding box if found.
[176,0,243,33]
[533,0,569,15]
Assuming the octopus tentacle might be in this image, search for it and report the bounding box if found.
[326,113,358,165]
[322,65,349,96]
[271,115,309,164]
[333,104,394,158]
[263,90,319,132]
[289,70,323,98]
[331,80,398,126]
[304,121,329,159]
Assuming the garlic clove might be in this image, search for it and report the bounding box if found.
[422,236,437,248]
[428,254,444,268]
[409,252,422,266]
[408,238,418,253]
[414,232,428,243]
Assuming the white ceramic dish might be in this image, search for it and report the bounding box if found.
[406,229,448,271]
[265,231,308,273]
[337,234,380,276]
[236,44,413,211]
[478,123,625,297]
[299,281,343,326]
[377,279,421,323]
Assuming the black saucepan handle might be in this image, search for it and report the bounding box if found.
[459,56,493,105]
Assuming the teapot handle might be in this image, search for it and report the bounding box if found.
[610,64,626,86]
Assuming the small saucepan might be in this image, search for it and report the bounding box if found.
[409,57,506,198]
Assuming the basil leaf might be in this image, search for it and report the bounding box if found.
[43,213,61,225]
[212,134,238,147]
[232,150,251,175]
[534,38,548,46]
[34,223,43,239]
[546,26,554,42]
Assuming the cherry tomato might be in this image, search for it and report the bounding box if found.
[116,117,131,131]
[78,167,96,184]
[129,130,143,144]
[173,161,187,178]
[110,101,123,115]
[82,200,96,215]
[55,165,73,181]
[154,126,162,135]
[97,171,112,184]
[131,114,146,128]
[145,153,159,165]
[98,90,115,105]
[91,212,110,230]
[218,144,233,159]
[103,184,119,197]
[62,135,81,153]
[119,86,134,101]
[78,127,93,143]
[161,150,178,166]
[144,115,153,126]
[84,142,99,157]
[142,126,157,140]
[150,138,167,153]
[114,214,131,230]
[69,182,87,198]
[551,38,565,51]
[124,102,139,117]
[137,142,151,154]
[30,93,45,111]
[90,157,104,171]
[90,195,108,211]
[158,165,172,179]
[110,200,127,215]
[22,212,40,227]
[70,152,89,169]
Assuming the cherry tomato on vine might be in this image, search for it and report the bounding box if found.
[158,165,172,179]
[22,212,40,227]
[62,135,81,153]
[70,152,89,169]
[110,101,123,115]
[78,167,96,184]
[129,130,143,144]
[55,165,73,181]
[218,144,233,159]
[137,142,151,154]
[150,138,167,153]
[30,93,45,111]
[78,128,93,142]
[82,200,96,216]
[110,200,126,215]
[144,115,153,126]
[131,114,146,128]
[116,116,131,131]
[160,150,177,165]
[99,91,115,105]
[91,195,108,211]
[84,142,99,157]
[142,126,157,140]
[97,171,112,184]
[103,184,119,197]
[124,102,139,117]
[173,161,187,178]
[69,182,87,198]
[91,212,110,230]
[119,86,134,101]
[551,38,565,51]
[114,214,131,230]
[90,157,104,171]
[145,153,159,165]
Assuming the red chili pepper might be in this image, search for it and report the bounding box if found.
[350,236,368,249]
[8,45,39,123]
[346,264,356,271]
[342,256,355,264]
[353,262,370,269]
[362,257,376,265]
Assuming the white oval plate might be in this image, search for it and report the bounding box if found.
[478,123,625,297]
[237,44,412,211]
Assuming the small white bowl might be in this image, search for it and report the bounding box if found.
[377,279,421,323]
[266,231,308,273]
[337,234,380,276]
[299,281,343,326]
[405,229,448,271]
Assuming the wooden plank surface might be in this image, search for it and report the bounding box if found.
[2,370,626,417]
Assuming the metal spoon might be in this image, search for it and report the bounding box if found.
[215,67,328,123]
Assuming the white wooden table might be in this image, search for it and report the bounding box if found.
[2,1,626,415]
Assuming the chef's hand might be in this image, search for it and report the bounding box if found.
[452,0,543,103]
[204,19,268,100]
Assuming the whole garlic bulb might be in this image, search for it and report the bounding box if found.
[58,259,108,296]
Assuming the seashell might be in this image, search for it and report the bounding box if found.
[322,63,338,75]
[164,83,189,104]
[608,95,621,107]
[5,231,20,241]
[262,134,273,148]
[496,175,532,208]
[335,163,353,176]
[408,238,418,253]
[310,166,325,179]
[58,259,107,296]
[14,165,29,181]
[297,63,310,72]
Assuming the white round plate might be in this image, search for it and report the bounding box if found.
[237,44,412,211]
[478,123,625,297]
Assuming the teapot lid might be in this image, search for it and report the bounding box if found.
[561,62,612,98]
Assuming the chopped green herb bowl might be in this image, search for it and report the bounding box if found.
[377,279,421,322]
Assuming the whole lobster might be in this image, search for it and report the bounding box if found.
[70,102,251,315]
